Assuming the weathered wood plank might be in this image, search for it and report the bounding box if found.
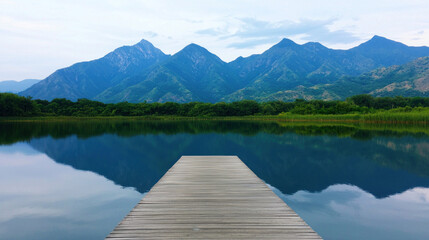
[106,156,321,239]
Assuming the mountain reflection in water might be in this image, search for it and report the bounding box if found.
[0,120,429,239]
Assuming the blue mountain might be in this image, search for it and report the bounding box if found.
[20,36,429,102]
[0,79,40,93]
[21,40,169,101]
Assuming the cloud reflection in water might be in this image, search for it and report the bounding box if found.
[271,184,429,240]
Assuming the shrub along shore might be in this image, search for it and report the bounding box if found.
[1,93,429,123]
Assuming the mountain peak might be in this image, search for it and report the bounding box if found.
[275,38,298,48]
[132,39,162,53]
[367,35,399,45]
[182,43,208,53]
[371,35,387,41]
[106,39,167,62]
[303,41,327,50]
[135,39,154,47]
[176,43,220,60]
[360,35,405,48]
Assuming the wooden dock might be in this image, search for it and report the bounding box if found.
[106,156,321,239]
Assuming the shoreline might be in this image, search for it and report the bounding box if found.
[1,114,428,125]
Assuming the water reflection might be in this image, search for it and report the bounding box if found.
[0,120,429,239]
[0,143,142,240]
[273,185,429,240]
[25,125,429,198]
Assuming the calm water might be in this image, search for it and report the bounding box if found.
[1,120,429,239]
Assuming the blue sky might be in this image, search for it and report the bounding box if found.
[0,0,428,81]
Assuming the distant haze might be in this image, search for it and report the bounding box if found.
[0,79,40,93]
[0,0,428,81]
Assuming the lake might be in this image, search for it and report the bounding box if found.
[1,120,429,239]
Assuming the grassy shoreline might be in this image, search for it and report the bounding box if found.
[2,115,429,140]
[1,111,428,124]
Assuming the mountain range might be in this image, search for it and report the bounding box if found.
[0,79,40,93]
[21,40,168,101]
[20,36,429,102]
[262,56,429,101]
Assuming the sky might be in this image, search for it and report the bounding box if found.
[0,0,428,81]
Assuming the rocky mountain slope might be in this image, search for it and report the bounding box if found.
[20,36,429,102]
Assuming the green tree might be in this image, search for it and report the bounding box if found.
[348,94,375,108]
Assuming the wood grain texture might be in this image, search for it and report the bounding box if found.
[106,156,321,239]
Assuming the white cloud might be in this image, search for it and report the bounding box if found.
[0,0,428,81]
[197,18,361,49]
[0,142,143,239]
[271,184,429,239]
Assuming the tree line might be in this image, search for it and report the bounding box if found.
[1,92,429,117]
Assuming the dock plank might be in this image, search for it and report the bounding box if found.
[106,156,321,239]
